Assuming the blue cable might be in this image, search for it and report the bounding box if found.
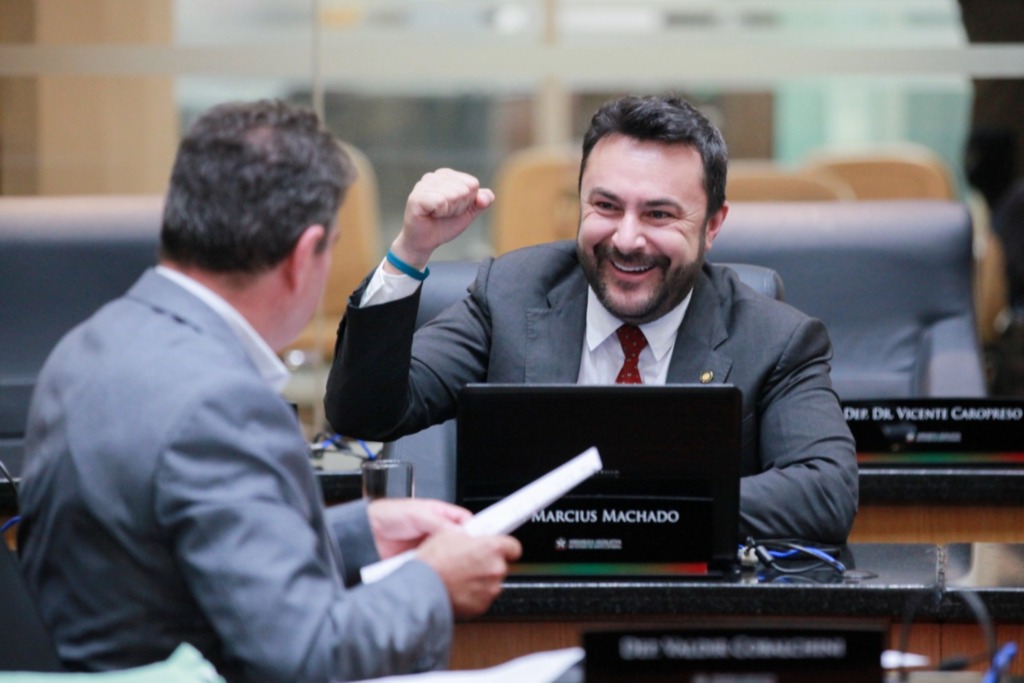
[317,433,344,450]
[745,539,846,574]
[1,515,20,534]
[316,434,377,460]
[357,440,376,460]
[983,641,1017,683]
[791,545,846,572]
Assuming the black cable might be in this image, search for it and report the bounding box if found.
[0,458,17,509]
[744,537,847,575]
[895,587,999,679]
[0,458,19,540]
[952,590,998,669]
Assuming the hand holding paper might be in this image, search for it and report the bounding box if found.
[361,447,603,584]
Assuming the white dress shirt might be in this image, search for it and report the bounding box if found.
[577,286,691,385]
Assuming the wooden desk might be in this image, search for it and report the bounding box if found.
[854,469,1024,544]
[7,468,1024,678]
[450,544,1024,677]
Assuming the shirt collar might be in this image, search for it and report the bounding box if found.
[155,266,291,393]
[584,285,693,362]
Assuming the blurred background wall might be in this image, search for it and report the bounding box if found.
[4,0,1022,253]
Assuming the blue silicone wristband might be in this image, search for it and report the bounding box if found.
[385,249,430,281]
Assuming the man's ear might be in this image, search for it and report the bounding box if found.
[281,224,327,291]
[704,201,729,251]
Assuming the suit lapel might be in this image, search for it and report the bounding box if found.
[517,260,735,386]
[667,269,734,385]
[524,268,589,382]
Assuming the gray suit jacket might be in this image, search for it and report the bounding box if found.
[327,241,858,543]
[18,269,452,683]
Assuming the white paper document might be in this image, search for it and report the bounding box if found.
[360,447,603,584]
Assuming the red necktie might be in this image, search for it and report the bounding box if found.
[615,324,648,384]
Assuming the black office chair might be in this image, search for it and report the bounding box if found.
[383,258,785,501]
[0,539,63,672]
[711,200,986,399]
[0,195,162,478]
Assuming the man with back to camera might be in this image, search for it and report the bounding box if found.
[16,100,521,682]
[324,94,859,544]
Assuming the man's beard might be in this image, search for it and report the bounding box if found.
[578,239,705,325]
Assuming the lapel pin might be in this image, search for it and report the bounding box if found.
[700,371,714,384]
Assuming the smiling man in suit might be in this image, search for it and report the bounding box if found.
[325,94,858,544]
[17,99,520,682]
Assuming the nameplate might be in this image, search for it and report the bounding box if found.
[842,398,1024,466]
[584,625,885,682]
[460,495,713,564]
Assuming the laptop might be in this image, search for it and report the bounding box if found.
[455,383,743,580]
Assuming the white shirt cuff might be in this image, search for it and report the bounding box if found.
[360,258,422,307]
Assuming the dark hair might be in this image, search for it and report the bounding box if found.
[579,95,728,217]
[160,100,355,274]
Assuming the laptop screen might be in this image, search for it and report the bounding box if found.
[455,384,742,579]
